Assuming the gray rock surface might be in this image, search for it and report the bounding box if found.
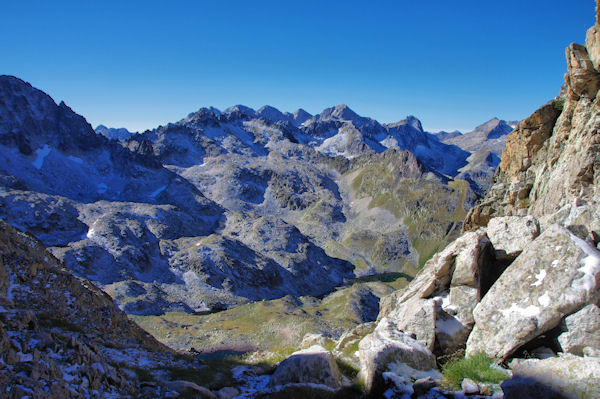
[461,377,479,394]
[166,381,217,398]
[269,345,343,389]
[358,317,436,391]
[506,354,600,399]
[377,229,498,360]
[385,297,437,352]
[467,224,600,359]
[558,303,600,355]
[486,216,540,259]
[379,230,493,318]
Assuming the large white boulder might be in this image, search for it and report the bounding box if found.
[269,345,342,389]
[357,318,436,391]
[467,224,600,359]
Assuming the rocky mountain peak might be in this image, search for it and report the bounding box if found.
[95,124,136,141]
[318,104,361,122]
[0,75,104,154]
[256,105,286,122]
[292,108,312,124]
[386,115,424,132]
[403,115,424,131]
[223,104,256,118]
[472,117,513,140]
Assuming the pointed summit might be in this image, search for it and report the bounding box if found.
[403,115,423,132]
[223,105,256,118]
[471,118,513,140]
[257,105,286,122]
[388,115,424,132]
[292,108,312,125]
[318,104,360,122]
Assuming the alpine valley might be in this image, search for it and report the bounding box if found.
[2,6,600,399]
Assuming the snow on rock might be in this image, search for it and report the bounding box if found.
[32,144,51,169]
[97,183,108,194]
[530,269,547,287]
[538,292,551,307]
[149,185,166,199]
[568,231,600,294]
[382,363,442,399]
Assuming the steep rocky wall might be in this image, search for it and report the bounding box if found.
[464,22,600,235]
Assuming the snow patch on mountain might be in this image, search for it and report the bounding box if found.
[32,145,51,169]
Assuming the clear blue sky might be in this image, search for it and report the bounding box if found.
[1,0,595,132]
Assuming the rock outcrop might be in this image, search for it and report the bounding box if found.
[357,317,437,391]
[366,9,600,397]
[0,220,207,397]
[464,19,600,233]
[485,215,540,260]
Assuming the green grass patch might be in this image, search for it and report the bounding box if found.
[343,340,361,357]
[441,352,508,389]
[335,358,359,379]
[553,97,565,111]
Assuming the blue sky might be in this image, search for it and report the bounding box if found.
[1,0,594,132]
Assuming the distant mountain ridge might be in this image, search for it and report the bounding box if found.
[95,124,136,141]
[0,74,510,321]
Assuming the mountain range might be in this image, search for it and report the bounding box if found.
[0,75,516,319]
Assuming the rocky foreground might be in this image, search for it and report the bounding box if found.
[0,220,213,398]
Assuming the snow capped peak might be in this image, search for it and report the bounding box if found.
[224,105,256,117]
[318,104,360,122]
[257,105,286,122]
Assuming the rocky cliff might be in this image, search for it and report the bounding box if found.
[463,24,600,235]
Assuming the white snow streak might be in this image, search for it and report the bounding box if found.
[499,303,540,318]
[32,145,51,169]
[538,292,551,307]
[568,232,600,294]
[149,186,166,198]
